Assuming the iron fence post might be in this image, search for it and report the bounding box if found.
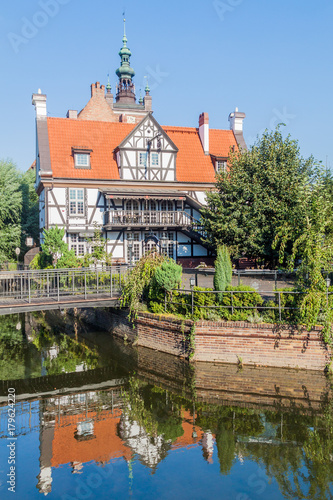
[110,268,113,297]
[20,275,23,300]
[278,291,281,321]
[238,271,240,286]
[96,270,99,295]
[275,270,277,290]
[47,273,49,298]
[165,290,167,312]
[28,274,31,303]
[84,272,87,300]
[231,291,234,315]
[119,267,122,293]
[57,272,60,302]
[72,271,75,296]
[191,289,194,316]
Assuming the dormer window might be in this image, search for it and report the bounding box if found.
[72,148,92,169]
[216,160,227,173]
[75,154,90,168]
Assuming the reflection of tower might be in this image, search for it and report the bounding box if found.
[119,411,169,470]
[202,431,214,464]
[36,400,55,495]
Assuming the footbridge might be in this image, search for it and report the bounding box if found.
[0,266,127,315]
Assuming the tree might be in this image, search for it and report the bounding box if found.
[0,160,22,264]
[85,223,110,267]
[30,225,79,269]
[20,168,39,251]
[154,259,182,293]
[214,245,232,301]
[274,169,333,341]
[41,226,69,267]
[201,126,314,267]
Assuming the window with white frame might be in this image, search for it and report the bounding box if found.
[139,152,147,166]
[75,153,90,169]
[216,160,227,173]
[151,153,159,166]
[160,231,174,259]
[69,233,86,256]
[69,189,84,216]
[127,232,140,263]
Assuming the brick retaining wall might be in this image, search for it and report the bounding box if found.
[80,308,331,371]
[194,321,331,371]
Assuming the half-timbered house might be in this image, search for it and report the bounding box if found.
[32,21,246,267]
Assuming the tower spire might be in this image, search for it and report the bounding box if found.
[116,16,136,103]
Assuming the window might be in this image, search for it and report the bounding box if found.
[69,189,84,216]
[75,153,90,168]
[151,153,159,166]
[139,152,147,166]
[127,233,140,264]
[160,232,174,259]
[69,233,86,256]
[161,200,173,211]
[216,161,227,173]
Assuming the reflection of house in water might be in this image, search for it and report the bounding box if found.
[35,390,213,494]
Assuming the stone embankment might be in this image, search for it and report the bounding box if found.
[80,308,331,371]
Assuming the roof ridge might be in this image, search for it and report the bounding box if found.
[47,116,136,126]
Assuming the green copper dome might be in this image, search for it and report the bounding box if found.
[116,19,135,81]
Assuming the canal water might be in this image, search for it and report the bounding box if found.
[0,311,333,499]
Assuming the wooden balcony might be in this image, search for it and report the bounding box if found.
[104,210,195,229]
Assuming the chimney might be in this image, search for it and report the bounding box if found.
[199,112,209,155]
[66,110,77,119]
[144,94,152,112]
[32,89,47,118]
[228,107,247,150]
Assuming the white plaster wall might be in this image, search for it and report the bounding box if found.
[195,192,207,205]
[87,188,99,205]
[49,207,64,226]
[110,244,124,258]
[53,187,66,205]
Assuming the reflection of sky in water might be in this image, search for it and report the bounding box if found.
[0,399,287,500]
[0,313,332,499]
[0,392,332,500]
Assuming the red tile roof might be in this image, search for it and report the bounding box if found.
[47,118,238,183]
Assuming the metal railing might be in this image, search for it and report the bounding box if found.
[0,266,126,304]
[166,288,332,321]
[104,210,197,227]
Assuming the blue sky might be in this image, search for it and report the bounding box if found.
[0,0,332,171]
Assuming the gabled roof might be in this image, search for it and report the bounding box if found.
[47,118,135,179]
[117,112,179,152]
[45,117,238,183]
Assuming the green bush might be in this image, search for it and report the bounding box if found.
[150,301,166,314]
[154,260,182,293]
[214,245,232,302]
[274,287,303,323]
[221,285,263,309]
[193,287,216,319]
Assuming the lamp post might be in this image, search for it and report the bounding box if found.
[160,232,168,256]
[190,276,195,288]
[127,233,133,266]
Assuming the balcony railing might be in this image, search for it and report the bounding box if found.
[104,210,196,228]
